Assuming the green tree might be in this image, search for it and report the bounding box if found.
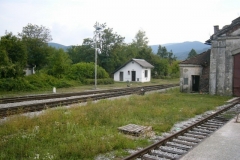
[98,27,125,73]
[0,32,27,78]
[157,45,168,59]
[80,25,125,74]
[187,49,197,59]
[67,44,94,64]
[18,23,52,69]
[46,48,72,78]
[132,30,148,49]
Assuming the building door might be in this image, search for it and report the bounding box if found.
[131,71,136,81]
[192,75,200,92]
[233,53,240,96]
[119,72,123,81]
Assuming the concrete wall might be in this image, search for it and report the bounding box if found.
[179,64,202,92]
[209,32,240,96]
[114,61,152,82]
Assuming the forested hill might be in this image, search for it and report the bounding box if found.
[150,41,210,60]
[48,42,71,51]
[49,41,211,60]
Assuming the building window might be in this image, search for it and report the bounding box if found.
[145,70,148,78]
[184,78,188,85]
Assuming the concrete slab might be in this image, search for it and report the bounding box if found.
[180,117,240,160]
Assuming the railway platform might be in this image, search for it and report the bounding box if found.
[180,115,240,160]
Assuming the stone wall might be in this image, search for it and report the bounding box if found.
[209,37,240,96]
[199,64,209,93]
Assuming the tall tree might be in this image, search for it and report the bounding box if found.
[46,48,72,78]
[0,32,27,78]
[157,45,168,59]
[67,44,94,64]
[132,30,149,49]
[82,25,125,74]
[18,23,52,69]
[98,27,125,73]
[187,49,197,59]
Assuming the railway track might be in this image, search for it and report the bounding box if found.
[0,84,178,118]
[0,84,176,104]
[123,98,240,160]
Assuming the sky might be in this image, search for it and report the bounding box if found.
[0,0,240,46]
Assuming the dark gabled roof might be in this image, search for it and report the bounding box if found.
[180,49,210,66]
[205,16,240,44]
[113,58,154,73]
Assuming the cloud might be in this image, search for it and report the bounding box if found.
[1,0,240,46]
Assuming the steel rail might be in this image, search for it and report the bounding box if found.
[0,84,178,104]
[123,98,240,160]
[0,84,179,118]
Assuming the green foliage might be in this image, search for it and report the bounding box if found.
[25,73,74,89]
[187,49,198,59]
[67,62,109,82]
[157,45,168,58]
[45,48,72,78]
[170,61,180,75]
[0,78,36,91]
[132,30,149,49]
[0,73,75,91]
[0,22,182,92]
[0,32,27,78]
[19,23,52,69]
[67,45,95,64]
[157,45,177,63]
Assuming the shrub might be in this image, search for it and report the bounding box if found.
[0,78,36,91]
[0,73,76,92]
[67,62,109,81]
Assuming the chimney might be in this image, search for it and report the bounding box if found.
[214,25,219,34]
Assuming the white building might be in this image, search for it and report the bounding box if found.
[113,58,154,82]
[24,65,35,76]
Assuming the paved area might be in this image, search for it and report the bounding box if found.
[180,116,240,160]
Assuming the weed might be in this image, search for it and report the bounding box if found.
[0,88,230,159]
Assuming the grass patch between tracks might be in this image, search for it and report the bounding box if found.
[0,88,231,159]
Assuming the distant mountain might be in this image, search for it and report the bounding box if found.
[150,41,211,60]
[48,41,211,61]
[48,42,71,51]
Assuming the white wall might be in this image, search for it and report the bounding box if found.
[24,67,35,76]
[114,61,152,82]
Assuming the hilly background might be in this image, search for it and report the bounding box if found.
[48,41,210,60]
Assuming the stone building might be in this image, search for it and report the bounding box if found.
[205,16,240,96]
[179,16,240,96]
[179,50,210,93]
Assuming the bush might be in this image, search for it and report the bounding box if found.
[0,78,36,91]
[0,73,76,92]
[67,62,109,81]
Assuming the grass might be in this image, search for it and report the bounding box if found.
[0,88,231,159]
[0,78,179,98]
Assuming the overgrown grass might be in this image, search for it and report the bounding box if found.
[0,78,179,98]
[0,88,230,159]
